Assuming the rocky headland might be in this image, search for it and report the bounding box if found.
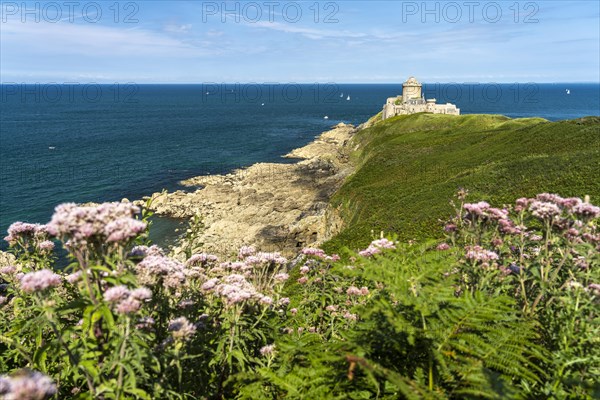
[137,122,358,259]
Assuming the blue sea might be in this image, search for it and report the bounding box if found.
[1,83,599,249]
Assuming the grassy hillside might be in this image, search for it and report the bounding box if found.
[324,113,600,252]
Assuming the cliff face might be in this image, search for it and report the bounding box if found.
[141,123,356,259]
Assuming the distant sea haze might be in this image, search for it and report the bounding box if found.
[1,83,599,246]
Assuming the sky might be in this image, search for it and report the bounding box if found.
[1,0,599,83]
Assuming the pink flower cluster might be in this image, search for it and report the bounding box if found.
[465,246,499,263]
[186,253,219,266]
[463,199,549,235]
[301,248,326,258]
[46,202,145,247]
[65,271,82,284]
[529,201,562,220]
[135,255,196,289]
[301,247,340,261]
[259,344,276,356]
[238,245,256,259]
[36,240,55,252]
[19,269,61,293]
[346,286,369,296]
[463,201,509,221]
[202,273,271,306]
[104,218,147,243]
[168,316,197,340]
[103,285,152,315]
[273,272,289,282]
[4,222,47,244]
[0,265,17,275]
[0,370,57,400]
[572,202,600,219]
[436,243,451,251]
[358,238,396,257]
[525,193,600,220]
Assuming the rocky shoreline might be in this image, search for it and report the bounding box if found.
[136,122,359,259]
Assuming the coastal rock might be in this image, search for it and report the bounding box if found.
[144,123,356,258]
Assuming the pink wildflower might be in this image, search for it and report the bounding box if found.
[0,265,17,275]
[535,193,566,204]
[64,270,82,284]
[491,238,503,247]
[572,202,600,219]
[238,246,256,259]
[444,223,457,232]
[0,370,57,400]
[436,243,450,251]
[36,240,55,252]
[561,197,582,209]
[465,246,499,263]
[463,201,490,217]
[19,270,61,293]
[279,297,290,306]
[46,202,141,247]
[299,265,310,274]
[326,254,341,262]
[201,278,219,291]
[371,238,396,249]
[529,201,561,220]
[302,247,326,258]
[297,277,308,284]
[4,222,43,243]
[256,252,287,264]
[498,218,520,234]
[343,312,358,321]
[587,283,600,295]
[168,317,196,340]
[178,299,195,309]
[136,316,156,330]
[359,246,380,257]
[273,272,289,282]
[116,297,141,314]
[104,217,146,243]
[359,238,396,257]
[103,285,130,303]
[346,286,361,296]
[514,197,529,212]
[290,308,298,315]
[130,287,152,301]
[260,344,276,356]
[186,253,219,266]
[136,255,184,276]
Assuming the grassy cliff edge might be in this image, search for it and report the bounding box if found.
[324,113,600,252]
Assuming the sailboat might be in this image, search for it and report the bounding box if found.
[566,89,570,95]
[346,95,351,101]
[340,93,344,98]
[324,116,329,120]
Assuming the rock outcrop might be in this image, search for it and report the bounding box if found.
[138,123,356,259]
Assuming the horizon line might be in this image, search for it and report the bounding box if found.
[1,81,599,85]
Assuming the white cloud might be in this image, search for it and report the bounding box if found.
[1,19,208,58]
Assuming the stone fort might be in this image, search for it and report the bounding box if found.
[382,77,460,120]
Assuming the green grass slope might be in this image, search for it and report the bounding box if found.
[324,113,600,252]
